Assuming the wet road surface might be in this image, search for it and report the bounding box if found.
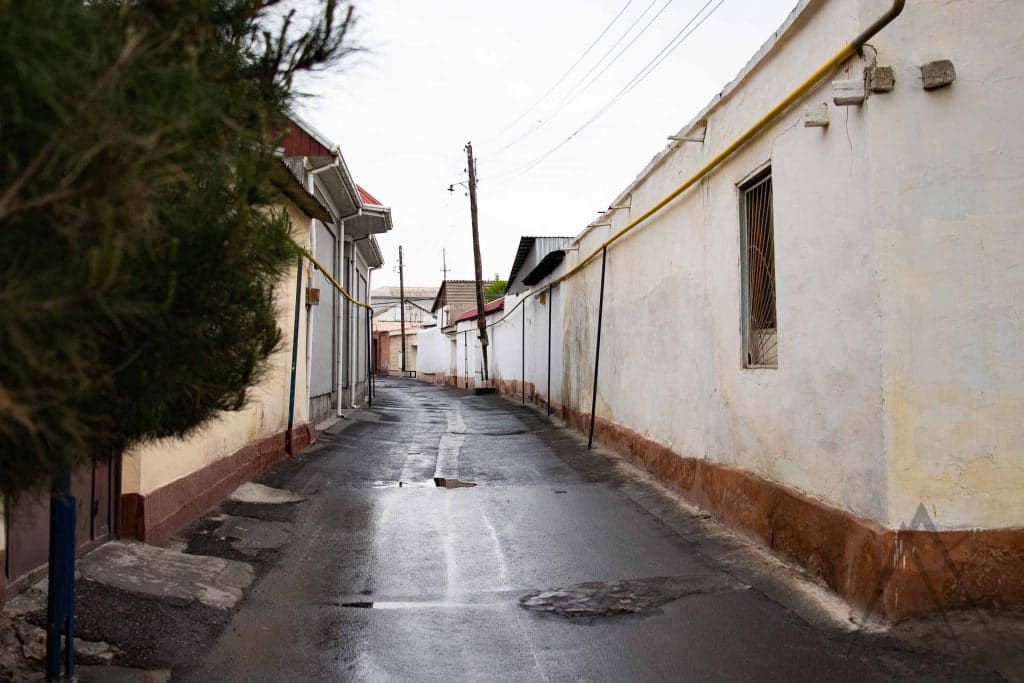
[179,378,999,682]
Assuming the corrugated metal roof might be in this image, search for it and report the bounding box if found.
[371,286,438,299]
[507,236,573,294]
[357,185,384,207]
[522,250,566,286]
[455,297,504,323]
[431,280,478,312]
[270,159,331,222]
[506,237,537,287]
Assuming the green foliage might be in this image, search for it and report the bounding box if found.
[0,0,358,493]
[483,274,507,302]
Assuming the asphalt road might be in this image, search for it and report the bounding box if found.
[178,377,1000,682]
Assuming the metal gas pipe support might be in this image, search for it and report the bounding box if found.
[588,248,608,449]
[286,256,303,455]
[522,303,526,403]
[547,284,554,416]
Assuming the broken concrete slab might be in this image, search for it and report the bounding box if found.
[0,613,122,681]
[229,482,306,504]
[4,578,48,618]
[78,541,253,610]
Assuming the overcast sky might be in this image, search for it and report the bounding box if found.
[297,0,797,289]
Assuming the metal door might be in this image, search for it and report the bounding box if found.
[5,454,118,588]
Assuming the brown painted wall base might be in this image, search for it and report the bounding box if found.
[483,382,1024,621]
[121,422,315,546]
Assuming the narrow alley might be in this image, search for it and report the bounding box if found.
[162,378,1001,681]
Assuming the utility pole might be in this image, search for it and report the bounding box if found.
[441,249,450,327]
[465,142,489,382]
[398,245,406,375]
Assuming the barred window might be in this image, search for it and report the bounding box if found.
[740,169,777,368]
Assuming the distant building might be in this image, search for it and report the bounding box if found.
[370,285,438,376]
[431,279,479,329]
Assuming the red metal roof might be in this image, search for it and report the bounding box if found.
[280,122,332,158]
[357,185,384,207]
[455,297,504,323]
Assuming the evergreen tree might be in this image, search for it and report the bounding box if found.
[0,0,359,493]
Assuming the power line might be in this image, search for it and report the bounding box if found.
[497,0,672,152]
[487,0,727,183]
[481,0,636,147]
[564,0,677,111]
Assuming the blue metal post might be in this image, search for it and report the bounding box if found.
[45,470,76,681]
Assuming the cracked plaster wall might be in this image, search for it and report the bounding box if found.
[865,0,1024,529]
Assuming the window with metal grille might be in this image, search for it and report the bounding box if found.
[740,169,777,368]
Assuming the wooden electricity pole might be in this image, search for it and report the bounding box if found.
[465,142,489,382]
[398,245,406,375]
[440,248,451,328]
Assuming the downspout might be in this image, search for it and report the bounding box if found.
[339,235,348,417]
[349,251,358,407]
[333,212,359,417]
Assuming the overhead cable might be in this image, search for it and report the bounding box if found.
[498,0,674,153]
[481,0,637,146]
[490,0,726,182]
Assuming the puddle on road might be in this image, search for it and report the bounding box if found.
[339,600,494,610]
[370,478,477,489]
[370,480,433,489]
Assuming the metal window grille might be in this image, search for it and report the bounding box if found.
[741,170,777,368]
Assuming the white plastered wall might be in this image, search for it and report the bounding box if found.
[549,0,889,522]
[865,0,1024,529]
[415,327,450,375]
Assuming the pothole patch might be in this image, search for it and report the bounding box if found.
[520,575,743,619]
